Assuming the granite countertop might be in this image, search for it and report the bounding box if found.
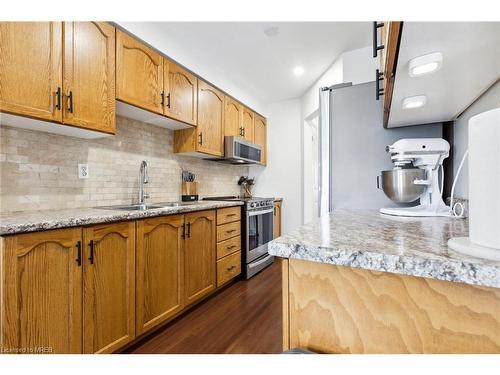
[269,209,500,289]
[0,201,243,235]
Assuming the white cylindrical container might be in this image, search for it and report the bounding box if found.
[469,107,500,249]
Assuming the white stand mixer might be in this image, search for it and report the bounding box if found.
[378,138,452,217]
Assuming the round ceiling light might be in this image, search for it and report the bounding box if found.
[409,52,443,77]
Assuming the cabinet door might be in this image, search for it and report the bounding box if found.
[242,106,255,142]
[63,22,115,133]
[273,201,282,238]
[0,22,62,122]
[197,80,224,156]
[164,60,198,126]
[224,96,243,137]
[0,228,82,354]
[136,215,184,335]
[254,114,267,165]
[184,210,216,305]
[83,222,135,354]
[116,30,163,114]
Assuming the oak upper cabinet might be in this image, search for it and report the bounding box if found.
[254,114,267,165]
[116,29,163,114]
[224,96,243,137]
[63,22,116,134]
[0,22,63,123]
[0,228,83,354]
[241,106,255,142]
[184,210,216,305]
[82,222,135,354]
[273,201,282,239]
[174,80,224,156]
[136,215,185,335]
[164,60,198,126]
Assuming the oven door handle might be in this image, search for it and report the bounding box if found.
[248,208,274,217]
[248,253,273,269]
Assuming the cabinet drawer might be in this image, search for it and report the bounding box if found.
[217,235,241,260]
[217,221,241,242]
[217,251,241,287]
[217,206,241,225]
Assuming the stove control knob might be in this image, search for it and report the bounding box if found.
[250,202,256,208]
[260,201,265,207]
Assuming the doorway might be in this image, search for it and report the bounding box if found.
[303,112,320,224]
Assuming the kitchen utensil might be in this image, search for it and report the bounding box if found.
[377,168,426,203]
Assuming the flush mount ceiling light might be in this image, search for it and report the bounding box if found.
[402,95,427,110]
[408,52,443,77]
[293,66,304,77]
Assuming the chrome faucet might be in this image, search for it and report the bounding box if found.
[138,161,150,205]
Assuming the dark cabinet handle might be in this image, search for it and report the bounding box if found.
[226,229,236,234]
[242,127,245,137]
[375,69,384,101]
[160,91,165,106]
[166,93,171,108]
[226,213,237,217]
[226,265,236,271]
[227,245,236,250]
[198,132,203,145]
[67,91,73,113]
[55,87,61,111]
[187,222,191,238]
[88,240,94,265]
[181,223,186,239]
[373,21,385,58]
[75,241,82,266]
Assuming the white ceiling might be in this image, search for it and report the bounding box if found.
[389,22,500,127]
[118,22,371,104]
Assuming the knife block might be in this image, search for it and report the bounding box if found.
[182,182,199,202]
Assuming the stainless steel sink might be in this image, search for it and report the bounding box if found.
[98,202,185,211]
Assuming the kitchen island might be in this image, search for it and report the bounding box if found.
[269,210,500,353]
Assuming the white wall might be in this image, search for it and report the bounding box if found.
[249,99,302,235]
[116,22,267,116]
[452,80,500,198]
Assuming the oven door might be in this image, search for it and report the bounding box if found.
[246,207,274,263]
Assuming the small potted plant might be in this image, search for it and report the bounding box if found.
[238,176,255,198]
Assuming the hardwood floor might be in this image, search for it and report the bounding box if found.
[125,259,282,354]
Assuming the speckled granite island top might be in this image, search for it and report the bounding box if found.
[0,201,243,236]
[269,209,500,289]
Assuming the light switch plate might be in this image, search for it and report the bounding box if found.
[78,164,89,179]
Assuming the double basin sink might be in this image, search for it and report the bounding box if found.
[99,202,188,211]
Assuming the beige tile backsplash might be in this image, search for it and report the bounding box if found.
[0,116,248,213]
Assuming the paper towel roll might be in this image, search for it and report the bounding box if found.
[469,107,500,249]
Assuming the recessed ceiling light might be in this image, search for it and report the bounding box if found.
[409,52,443,77]
[293,66,304,77]
[402,95,427,110]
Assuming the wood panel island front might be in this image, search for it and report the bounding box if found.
[269,210,500,354]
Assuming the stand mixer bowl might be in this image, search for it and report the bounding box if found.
[377,168,426,203]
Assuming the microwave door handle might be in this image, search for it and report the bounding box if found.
[248,208,274,217]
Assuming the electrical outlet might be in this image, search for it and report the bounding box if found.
[78,164,89,179]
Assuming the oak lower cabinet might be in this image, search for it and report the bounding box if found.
[184,210,216,305]
[174,80,224,156]
[254,114,267,165]
[273,200,282,239]
[82,222,136,354]
[136,215,185,335]
[0,228,83,354]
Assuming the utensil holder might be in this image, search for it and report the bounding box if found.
[182,182,199,202]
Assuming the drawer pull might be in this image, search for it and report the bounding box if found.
[226,229,236,234]
[227,265,236,271]
[226,213,237,217]
[227,245,236,250]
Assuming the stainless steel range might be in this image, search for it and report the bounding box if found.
[203,196,275,279]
